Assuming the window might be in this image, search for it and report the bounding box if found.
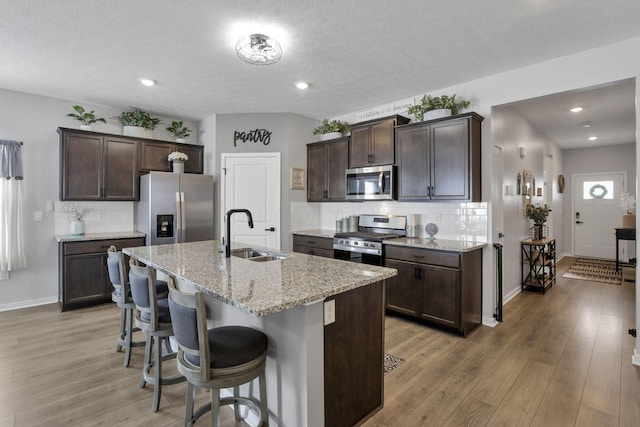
[583,180,614,200]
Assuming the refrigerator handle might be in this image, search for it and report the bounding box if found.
[175,192,182,234]
[180,192,186,230]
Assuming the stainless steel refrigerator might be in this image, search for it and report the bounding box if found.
[135,172,214,245]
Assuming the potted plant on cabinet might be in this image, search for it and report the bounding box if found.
[114,107,162,139]
[61,202,92,235]
[407,94,471,122]
[526,203,550,241]
[67,105,106,131]
[166,120,192,143]
[168,151,188,174]
[313,119,350,141]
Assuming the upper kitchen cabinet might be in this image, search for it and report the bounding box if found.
[307,136,349,202]
[138,141,204,174]
[395,112,483,202]
[59,128,139,201]
[348,115,410,168]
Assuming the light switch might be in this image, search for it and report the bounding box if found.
[324,299,335,326]
[34,211,44,222]
[46,200,54,212]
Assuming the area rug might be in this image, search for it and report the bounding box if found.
[562,257,622,285]
[384,353,405,375]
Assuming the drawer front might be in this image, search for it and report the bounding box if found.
[293,245,334,259]
[63,237,145,256]
[293,235,334,251]
[385,245,459,268]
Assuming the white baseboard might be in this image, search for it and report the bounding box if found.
[0,296,57,312]
[482,316,499,327]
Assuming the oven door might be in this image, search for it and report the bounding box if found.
[333,247,383,266]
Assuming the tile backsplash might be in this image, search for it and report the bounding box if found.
[291,201,488,242]
[55,201,134,235]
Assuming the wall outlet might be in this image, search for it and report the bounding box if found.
[324,299,335,325]
[34,211,43,222]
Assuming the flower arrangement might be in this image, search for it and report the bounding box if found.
[526,204,550,225]
[620,192,636,214]
[62,202,92,221]
[168,151,188,162]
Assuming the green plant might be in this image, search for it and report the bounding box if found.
[407,94,471,121]
[312,119,349,135]
[67,105,106,126]
[114,108,162,130]
[526,204,550,225]
[166,120,192,138]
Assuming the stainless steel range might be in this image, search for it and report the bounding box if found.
[333,214,406,265]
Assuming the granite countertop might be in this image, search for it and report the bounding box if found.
[55,231,145,243]
[123,240,397,317]
[292,229,336,238]
[384,237,487,252]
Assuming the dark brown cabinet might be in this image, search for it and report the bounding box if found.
[139,140,204,174]
[307,137,348,202]
[348,115,409,168]
[384,244,482,336]
[292,234,334,258]
[58,237,145,311]
[395,112,483,202]
[59,128,139,201]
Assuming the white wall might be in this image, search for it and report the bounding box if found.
[492,106,564,300]
[0,88,198,311]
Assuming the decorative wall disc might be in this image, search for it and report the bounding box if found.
[425,223,439,239]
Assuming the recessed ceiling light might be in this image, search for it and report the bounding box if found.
[588,136,598,141]
[570,107,583,113]
[139,78,156,87]
[295,81,309,90]
[581,121,592,128]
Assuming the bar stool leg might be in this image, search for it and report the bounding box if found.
[116,307,126,352]
[259,370,269,426]
[211,388,221,427]
[185,382,195,427]
[140,335,152,388]
[152,335,162,412]
[123,307,134,367]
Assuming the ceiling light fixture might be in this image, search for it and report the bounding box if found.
[295,81,309,90]
[588,136,598,141]
[236,34,282,65]
[581,121,592,128]
[139,78,156,87]
[570,107,583,113]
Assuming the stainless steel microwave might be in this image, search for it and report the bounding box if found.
[345,165,395,201]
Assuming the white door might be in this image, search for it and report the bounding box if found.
[221,153,281,250]
[573,172,625,259]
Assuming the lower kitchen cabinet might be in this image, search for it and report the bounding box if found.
[292,234,334,258]
[384,245,482,336]
[58,237,145,311]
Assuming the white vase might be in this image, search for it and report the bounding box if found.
[175,138,185,143]
[320,132,342,141]
[80,125,93,131]
[424,109,452,120]
[69,220,85,235]
[172,161,184,174]
[123,126,153,139]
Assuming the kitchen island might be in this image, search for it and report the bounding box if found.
[123,240,397,427]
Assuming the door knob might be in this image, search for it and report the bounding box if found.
[576,221,584,224]
[265,227,276,232]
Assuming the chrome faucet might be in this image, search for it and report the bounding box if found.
[222,209,254,257]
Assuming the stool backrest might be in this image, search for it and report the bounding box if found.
[106,246,129,301]
[129,261,161,331]
[167,277,211,382]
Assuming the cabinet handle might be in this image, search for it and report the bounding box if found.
[323,190,328,199]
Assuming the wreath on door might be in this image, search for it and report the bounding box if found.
[588,183,607,199]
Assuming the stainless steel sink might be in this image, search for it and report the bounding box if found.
[231,248,290,261]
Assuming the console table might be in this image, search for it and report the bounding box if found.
[615,228,636,272]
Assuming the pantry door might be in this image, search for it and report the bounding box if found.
[573,172,625,259]
[221,153,281,250]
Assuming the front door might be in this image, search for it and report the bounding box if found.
[573,172,625,259]
[221,153,281,250]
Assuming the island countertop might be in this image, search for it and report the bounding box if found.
[123,240,397,317]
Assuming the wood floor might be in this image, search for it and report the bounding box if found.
[365,257,640,427]
[0,256,638,426]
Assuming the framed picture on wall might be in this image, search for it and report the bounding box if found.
[290,167,304,190]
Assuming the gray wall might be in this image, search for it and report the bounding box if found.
[562,143,636,255]
[208,113,318,250]
[0,87,198,310]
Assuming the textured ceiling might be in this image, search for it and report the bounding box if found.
[1,0,639,147]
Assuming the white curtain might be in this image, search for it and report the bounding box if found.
[0,140,26,279]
